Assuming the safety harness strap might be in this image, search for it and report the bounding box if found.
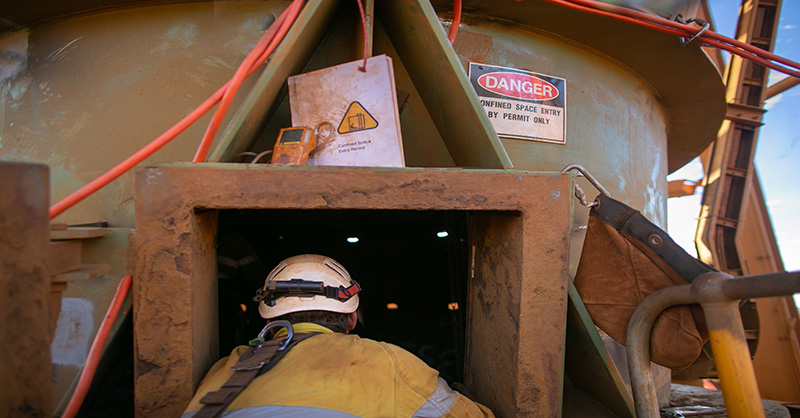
[194,332,320,418]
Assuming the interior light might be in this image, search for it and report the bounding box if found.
[386,303,399,310]
[437,230,449,238]
[240,304,247,312]
[447,302,459,311]
[347,237,359,243]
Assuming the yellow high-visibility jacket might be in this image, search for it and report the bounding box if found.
[182,323,495,417]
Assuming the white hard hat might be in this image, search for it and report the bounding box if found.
[255,254,361,319]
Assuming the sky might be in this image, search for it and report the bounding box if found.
[666,0,800,278]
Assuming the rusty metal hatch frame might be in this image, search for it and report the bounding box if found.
[133,164,573,417]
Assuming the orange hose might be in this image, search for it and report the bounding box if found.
[448,0,462,45]
[50,3,301,219]
[540,0,800,79]
[193,0,304,162]
[561,0,800,70]
[49,86,224,219]
[61,275,132,418]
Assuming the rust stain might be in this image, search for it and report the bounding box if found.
[453,30,493,63]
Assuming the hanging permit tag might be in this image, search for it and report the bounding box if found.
[288,55,405,167]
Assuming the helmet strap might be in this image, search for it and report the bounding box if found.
[254,279,361,307]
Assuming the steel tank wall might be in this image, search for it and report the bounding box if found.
[0,1,289,227]
[452,20,670,229]
[0,2,287,410]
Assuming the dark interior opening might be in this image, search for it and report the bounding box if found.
[216,209,470,384]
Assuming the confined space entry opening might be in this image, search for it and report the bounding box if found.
[216,209,470,384]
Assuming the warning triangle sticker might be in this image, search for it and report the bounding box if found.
[338,101,379,134]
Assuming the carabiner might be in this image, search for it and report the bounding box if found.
[254,320,294,351]
[670,14,710,47]
[561,164,611,208]
[311,121,335,157]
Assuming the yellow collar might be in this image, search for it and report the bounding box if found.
[273,322,333,339]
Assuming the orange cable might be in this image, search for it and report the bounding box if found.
[50,85,225,219]
[61,275,132,418]
[561,0,800,75]
[539,0,800,79]
[50,4,299,218]
[561,0,800,70]
[193,0,304,162]
[448,0,462,45]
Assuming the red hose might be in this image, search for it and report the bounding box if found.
[539,0,800,79]
[50,3,302,218]
[61,275,132,418]
[448,0,462,44]
[560,0,800,70]
[193,0,304,162]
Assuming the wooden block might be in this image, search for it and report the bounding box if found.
[50,227,107,241]
[49,241,82,275]
[0,162,53,416]
[52,263,110,283]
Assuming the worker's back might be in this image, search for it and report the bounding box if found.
[182,325,494,418]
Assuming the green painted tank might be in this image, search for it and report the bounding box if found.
[0,0,726,415]
[1,1,725,231]
[432,0,725,229]
[0,2,290,228]
[0,2,289,411]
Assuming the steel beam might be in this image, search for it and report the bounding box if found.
[0,162,52,417]
[134,164,572,417]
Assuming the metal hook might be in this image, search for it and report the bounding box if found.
[561,164,611,207]
[671,14,710,47]
[255,320,293,351]
[681,18,709,47]
[311,121,335,157]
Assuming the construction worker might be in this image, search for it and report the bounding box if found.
[182,254,495,418]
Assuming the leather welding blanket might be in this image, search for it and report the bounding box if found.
[574,194,714,370]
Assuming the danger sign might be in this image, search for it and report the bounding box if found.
[469,63,566,144]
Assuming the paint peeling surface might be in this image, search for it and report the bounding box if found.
[0,1,287,226]
[51,298,95,367]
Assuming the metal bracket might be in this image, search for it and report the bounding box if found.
[561,164,611,208]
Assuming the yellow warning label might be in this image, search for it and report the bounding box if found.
[338,101,379,134]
